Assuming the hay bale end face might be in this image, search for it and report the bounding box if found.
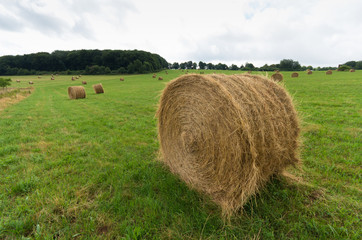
[68,86,86,99]
[291,72,299,78]
[157,74,301,217]
[271,72,283,82]
[93,83,104,94]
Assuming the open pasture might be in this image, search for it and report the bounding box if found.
[0,70,361,239]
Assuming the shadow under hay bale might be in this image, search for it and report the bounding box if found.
[93,83,104,94]
[68,86,86,99]
[156,74,301,217]
[326,70,333,75]
[271,72,283,82]
[291,72,299,78]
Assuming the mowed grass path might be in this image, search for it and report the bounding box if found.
[0,71,361,239]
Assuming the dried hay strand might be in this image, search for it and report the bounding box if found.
[93,83,104,94]
[156,73,301,217]
[68,86,86,99]
[82,81,87,85]
[291,72,299,78]
[350,69,355,72]
[271,72,283,82]
[326,70,333,75]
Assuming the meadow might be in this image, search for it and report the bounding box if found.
[0,70,361,239]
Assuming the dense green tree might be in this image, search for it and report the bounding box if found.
[230,64,239,70]
[198,61,206,69]
[279,59,301,71]
[0,78,11,90]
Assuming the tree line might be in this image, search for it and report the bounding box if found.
[0,49,168,75]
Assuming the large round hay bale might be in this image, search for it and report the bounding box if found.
[93,83,104,94]
[156,74,300,216]
[291,72,299,78]
[307,70,313,75]
[271,72,283,82]
[326,70,333,75]
[158,77,163,80]
[350,69,355,72]
[68,86,86,99]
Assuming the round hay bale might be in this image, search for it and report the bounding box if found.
[326,70,333,75]
[82,81,87,85]
[156,74,300,216]
[158,77,163,80]
[16,80,20,83]
[271,72,283,82]
[93,83,104,94]
[29,81,33,85]
[307,70,313,75]
[120,77,124,81]
[291,72,299,78]
[350,69,355,72]
[68,86,86,99]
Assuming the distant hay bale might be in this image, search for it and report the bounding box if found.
[51,77,55,80]
[93,83,104,94]
[271,73,283,82]
[68,86,86,99]
[350,69,355,72]
[291,72,299,78]
[158,77,163,80]
[16,80,20,83]
[307,70,313,75]
[156,74,300,217]
[152,74,157,78]
[71,76,75,81]
[120,77,124,81]
[326,70,333,75]
[82,81,87,85]
[29,81,33,84]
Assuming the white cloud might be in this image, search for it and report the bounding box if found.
[0,0,361,67]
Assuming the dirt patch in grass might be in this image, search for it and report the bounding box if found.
[0,87,33,112]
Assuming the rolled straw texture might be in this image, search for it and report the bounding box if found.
[291,72,299,78]
[68,86,86,99]
[156,74,300,216]
[93,83,104,94]
[271,73,283,82]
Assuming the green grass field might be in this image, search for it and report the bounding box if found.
[0,70,361,239]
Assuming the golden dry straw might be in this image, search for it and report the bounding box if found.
[68,86,86,99]
[326,70,333,75]
[350,69,355,72]
[291,72,299,78]
[93,83,104,94]
[156,74,300,217]
[82,81,87,85]
[271,72,283,82]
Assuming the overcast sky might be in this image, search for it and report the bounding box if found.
[0,0,361,67]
